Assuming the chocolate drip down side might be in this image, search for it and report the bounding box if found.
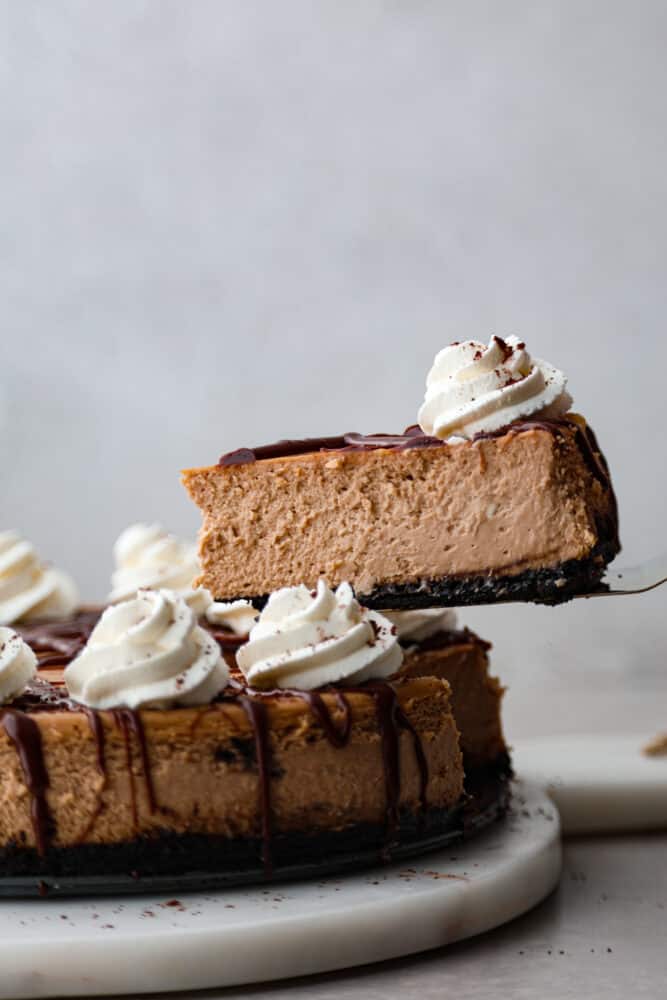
[1,709,52,856]
[239,696,273,877]
[367,683,401,856]
[78,709,108,843]
[83,708,107,778]
[111,709,157,833]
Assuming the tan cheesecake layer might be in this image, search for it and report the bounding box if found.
[399,631,506,771]
[183,417,619,606]
[0,674,462,856]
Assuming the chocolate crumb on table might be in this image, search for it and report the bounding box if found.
[642,732,667,756]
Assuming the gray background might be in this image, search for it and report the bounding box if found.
[1,0,666,739]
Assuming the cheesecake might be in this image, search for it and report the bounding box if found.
[184,415,618,609]
[386,608,507,778]
[183,337,619,609]
[0,594,508,884]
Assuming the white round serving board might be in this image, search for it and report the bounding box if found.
[0,780,559,1000]
[513,734,667,834]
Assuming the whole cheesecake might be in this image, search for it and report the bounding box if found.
[0,608,509,886]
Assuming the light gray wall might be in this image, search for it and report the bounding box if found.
[2,1,665,735]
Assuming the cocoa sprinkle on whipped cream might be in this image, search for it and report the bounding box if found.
[217,335,572,467]
[65,588,229,710]
[0,627,38,704]
[236,580,403,691]
[418,335,572,440]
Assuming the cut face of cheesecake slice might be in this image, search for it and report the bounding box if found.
[396,626,508,782]
[182,415,619,609]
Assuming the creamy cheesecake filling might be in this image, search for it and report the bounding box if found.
[187,418,618,604]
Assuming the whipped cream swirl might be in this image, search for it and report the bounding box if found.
[109,523,200,603]
[0,627,38,703]
[418,335,572,440]
[0,531,79,626]
[65,588,229,710]
[383,608,458,644]
[236,580,403,691]
[206,600,258,636]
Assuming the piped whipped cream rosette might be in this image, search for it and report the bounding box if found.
[65,588,229,710]
[418,335,572,440]
[0,530,79,626]
[236,580,403,691]
[109,523,200,603]
[383,607,458,644]
[0,627,37,703]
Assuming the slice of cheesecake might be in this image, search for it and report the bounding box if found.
[182,415,619,609]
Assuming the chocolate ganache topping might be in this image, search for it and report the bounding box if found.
[219,428,440,466]
[218,415,613,488]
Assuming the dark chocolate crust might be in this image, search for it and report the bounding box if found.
[361,540,618,609]
[232,539,618,612]
[0,756,510,895]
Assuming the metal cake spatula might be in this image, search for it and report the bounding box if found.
[582,552,667,599]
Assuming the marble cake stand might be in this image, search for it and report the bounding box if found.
[0,780,560,999]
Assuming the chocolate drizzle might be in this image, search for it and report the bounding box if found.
[205,627,247,654]
[367,683,401,853]
[112,709,157,830]
[16,610,102,668]
[1,709,52,855]
[239,696,273,877]
[301,690,352,748]
[78,709,108,842]
[219,431,443,467]
[225,678,417,869]
[83,708,107,777]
